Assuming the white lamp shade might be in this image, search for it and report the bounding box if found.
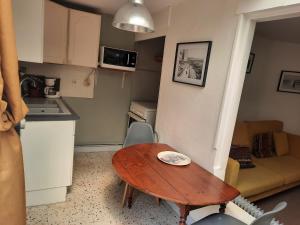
[112,0,155,33]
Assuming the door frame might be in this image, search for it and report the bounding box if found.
[213,4,300,178]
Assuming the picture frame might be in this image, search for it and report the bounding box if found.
[172,41,212,87]
[277,70,300,94]
[246,53,255,74]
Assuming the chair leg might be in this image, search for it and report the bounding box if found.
[122,183,129,208]
[219,203,227,213]
[127,185,134,209]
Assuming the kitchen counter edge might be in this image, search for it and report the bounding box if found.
[25,99,80,122]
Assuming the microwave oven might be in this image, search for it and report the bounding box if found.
[99,46,137,72]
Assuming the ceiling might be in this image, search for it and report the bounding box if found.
[256,17,300,44]
[61,0,181,14]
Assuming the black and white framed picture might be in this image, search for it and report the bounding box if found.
[246,53,255,73]
[172,41,212,87]
[278,70,300,94]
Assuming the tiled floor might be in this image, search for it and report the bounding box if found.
[27,152,179,225]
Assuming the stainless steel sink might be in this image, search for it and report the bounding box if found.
[28,106,61,114]
[25,98,71,115]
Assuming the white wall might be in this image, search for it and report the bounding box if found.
[20,62,95,98]
[135,8,171,42]
[238,35,300,135]
[134,0,300,174]
[154,0,239,172]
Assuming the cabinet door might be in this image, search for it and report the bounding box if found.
[13,0,44,63]
[68,9,101,68]
[43,0,68,64]
[20,121,75,191]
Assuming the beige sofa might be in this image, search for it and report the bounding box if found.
[225,120,300,201]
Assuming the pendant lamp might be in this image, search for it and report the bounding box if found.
[112,0,154,33]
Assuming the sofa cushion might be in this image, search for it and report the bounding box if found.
[274,132,289,156]
[252,132,276,158]
[246,120,283,150]
[232,122,250,147]
[237,164,284,197]
[287,133,300,159]
[225,158,240,187]
[254,156,300,184]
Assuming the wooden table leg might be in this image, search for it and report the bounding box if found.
[155,197,161,206]
[121,183,129,208]
[127,185,134,209]
[219,203,227,213]
[179,205,190,225]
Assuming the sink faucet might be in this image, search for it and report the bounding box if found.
[20,76,37,97]
[20,76,37,87]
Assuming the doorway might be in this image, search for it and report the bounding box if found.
[214,7,300,178]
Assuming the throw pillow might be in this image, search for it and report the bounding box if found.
[274,132,289,156]
[229,145,255,169]
[252,132,276,158]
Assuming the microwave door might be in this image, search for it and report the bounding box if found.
[101,47,137,72]
[103,48,126,66]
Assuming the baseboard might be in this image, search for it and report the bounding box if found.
[26,187,67,207]
[75,145,122,152]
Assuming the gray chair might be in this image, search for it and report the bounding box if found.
[123,122,155,148]
[121,122,156,207]
[192,202,287,225]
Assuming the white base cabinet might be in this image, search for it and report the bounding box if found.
[20,120,76,206]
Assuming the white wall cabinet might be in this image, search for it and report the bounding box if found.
[20,120,76,206]
[12,0,44,63]
[68,9,101,68]
[43,0,69,64]
[13,0,101,68]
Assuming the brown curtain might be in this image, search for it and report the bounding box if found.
[0,0,28,224]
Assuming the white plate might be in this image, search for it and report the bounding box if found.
[157,151,191,166]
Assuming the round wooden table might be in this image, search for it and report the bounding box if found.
[112,143,239,225]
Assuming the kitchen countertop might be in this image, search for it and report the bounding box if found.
[25,98,80,121]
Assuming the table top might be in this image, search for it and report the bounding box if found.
[112,143,239,206]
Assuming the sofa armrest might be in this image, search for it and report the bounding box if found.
[225,158,240,187]
[287,133,300,159]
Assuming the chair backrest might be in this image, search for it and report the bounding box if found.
[123,122,155,148]
[250,202,287,225]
